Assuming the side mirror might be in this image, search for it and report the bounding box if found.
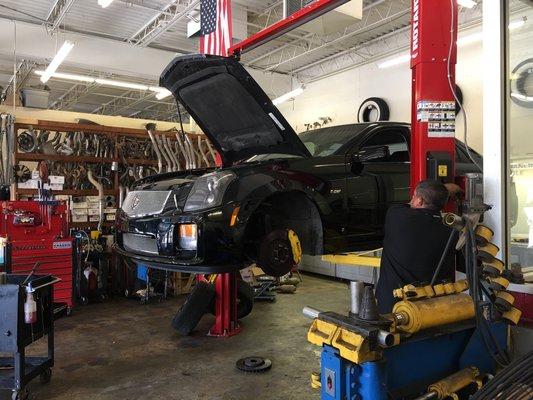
[353,145,390,163]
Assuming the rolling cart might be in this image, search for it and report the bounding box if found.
[0,274,58,400]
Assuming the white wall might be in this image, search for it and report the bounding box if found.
[278,31,484,153]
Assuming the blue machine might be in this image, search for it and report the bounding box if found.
[318,323,507,400]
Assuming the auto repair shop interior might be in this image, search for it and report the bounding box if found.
[0,0,532,399]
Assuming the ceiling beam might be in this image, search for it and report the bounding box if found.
[257,0,412,72]
[46,0,77,31]
[92,90,157,115]
[128,0,200,47]
[0,59,36,102]
[50,82,101,110]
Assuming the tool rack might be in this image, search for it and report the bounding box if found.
[0,274,59,400]
[11,120,190,228]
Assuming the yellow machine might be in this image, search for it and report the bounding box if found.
[305,214,523,400]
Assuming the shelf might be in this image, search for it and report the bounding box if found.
[69,221,115,229]
[124,158,159,166]
[17,188,117,196]
[15,153,117,164]
[14,120,205,139]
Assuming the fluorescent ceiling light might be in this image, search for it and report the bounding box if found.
[377,54,410,69]
[95,78,148,91]
[34,71,173,101]
[98,0,114,8]
[40,41,74,83]
[457,0,477,9]
[35,70,95,83]
[272,87,304,105]
[150,88,172,100]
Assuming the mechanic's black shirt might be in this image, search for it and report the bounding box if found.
[376,204,457,314]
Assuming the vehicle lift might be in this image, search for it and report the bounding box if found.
[227,0,521,395]
[197,1,353,337]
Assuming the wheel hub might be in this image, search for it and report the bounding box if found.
[236,356,272,373]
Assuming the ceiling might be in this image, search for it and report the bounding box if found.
[0,0,523,121]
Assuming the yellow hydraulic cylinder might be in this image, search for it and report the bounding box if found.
[427,367,481,400]
[393,294,475,334]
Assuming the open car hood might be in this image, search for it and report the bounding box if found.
[160,55,311,165]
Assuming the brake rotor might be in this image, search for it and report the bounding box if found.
[236,357,272,373]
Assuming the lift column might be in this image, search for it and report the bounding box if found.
[410,0,458,191]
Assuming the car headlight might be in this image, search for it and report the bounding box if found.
[184,171,235,211]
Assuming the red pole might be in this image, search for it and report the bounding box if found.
[410,0,458,192]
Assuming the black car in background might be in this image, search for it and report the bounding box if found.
[114,55,482,277]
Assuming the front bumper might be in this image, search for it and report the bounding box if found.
[114,205,246,273]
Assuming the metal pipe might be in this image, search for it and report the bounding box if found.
[302,306,321,319]
[87,169,104,232]
[165,136,180,171]
[146,123,163,173]
[175,133,189,170]
[198,136,210,167]
[377,330,395,348]
[156,134,172,172]
[350,281,364,315]
[413,392,437,400]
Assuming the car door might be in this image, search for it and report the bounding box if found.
[344,127,411,247]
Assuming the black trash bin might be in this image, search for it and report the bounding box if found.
[0,274,59,400]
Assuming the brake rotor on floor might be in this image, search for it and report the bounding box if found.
[236,356,272,373]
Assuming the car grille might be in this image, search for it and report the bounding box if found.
[123,233,159,255]
[121,190,171,218]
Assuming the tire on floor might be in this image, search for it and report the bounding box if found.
[207,280,254,319]
[171,281,215,336]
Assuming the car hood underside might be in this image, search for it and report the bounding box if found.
[159,54,311,165]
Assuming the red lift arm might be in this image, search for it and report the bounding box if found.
[228,0,351,57]
[410,0,458,191]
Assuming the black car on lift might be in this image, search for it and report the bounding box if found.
[114,54,482,278]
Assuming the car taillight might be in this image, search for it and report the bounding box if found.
[177,224,197,250]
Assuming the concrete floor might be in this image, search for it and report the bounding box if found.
[3,274,350,400]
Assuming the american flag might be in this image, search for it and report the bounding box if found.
[199,0,232,56]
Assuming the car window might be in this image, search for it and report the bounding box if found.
[299,124,368,157]
[359,130,410,163]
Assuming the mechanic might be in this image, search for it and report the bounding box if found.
[375,179,461,314]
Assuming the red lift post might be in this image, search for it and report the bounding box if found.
[410,0,457,191]
[206,0,355,338]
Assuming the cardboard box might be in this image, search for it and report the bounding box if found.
[105,214,116,222]
[43,183,64,191]
[49,175,65,184]
[89,215,101,222]
[72,208,88,217]
[88,208,101,216]
[71,201,88,209]
[86,196,101,203]
[71,214,88,223]
[104,207,117,214]
[17,179,40,189]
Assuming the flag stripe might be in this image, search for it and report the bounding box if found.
[199,0,231,56]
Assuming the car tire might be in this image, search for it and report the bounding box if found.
[207,280,254,319]
[235,280,254,319]
[357,97,390,122]
[171,281,215,336]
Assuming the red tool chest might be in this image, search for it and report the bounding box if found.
[0,200,74,310]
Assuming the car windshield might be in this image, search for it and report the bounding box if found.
[298,124,367,156]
